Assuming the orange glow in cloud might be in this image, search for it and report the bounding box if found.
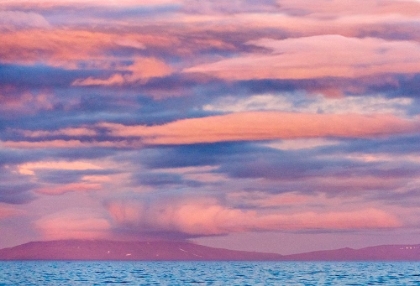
[0,30,114,66]
[128,57,173,80]
[0,29,177,68]
[101,112,419,145]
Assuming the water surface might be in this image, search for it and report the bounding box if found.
[1,261,420,285]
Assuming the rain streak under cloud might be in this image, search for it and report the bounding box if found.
[1,0,420,254]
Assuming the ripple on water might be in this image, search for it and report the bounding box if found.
[0,261,420,285]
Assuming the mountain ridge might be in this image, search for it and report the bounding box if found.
[1,240,420,261]
[0,240,282,261]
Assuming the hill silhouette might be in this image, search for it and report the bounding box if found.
[1,240,420,261]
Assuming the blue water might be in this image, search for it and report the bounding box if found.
[1,261,420,285]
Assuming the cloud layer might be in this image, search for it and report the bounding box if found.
[1,0,420,253]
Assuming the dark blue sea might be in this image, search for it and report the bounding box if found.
[1,261,420,285]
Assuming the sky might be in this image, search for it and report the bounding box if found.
[1,0,420,255]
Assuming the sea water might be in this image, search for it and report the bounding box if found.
[1,261,420,285]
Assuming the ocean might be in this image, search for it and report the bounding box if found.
[1,261,420,285]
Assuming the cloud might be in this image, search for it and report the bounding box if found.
[259,208,401,231]
[133,140,420,198]
[106,196,400,237]
[216,2,420,39]
[101,112,419,145]
[203,94,413,116]
[36,209,111,240]
[0,30,114,66]
[0,88,54,115]
[18,127,97,138]
[1,0,420,251]
[72,74,126,86]
[35,182,102,195]
[0,140,133,149]
[0,10,50,30]
[262,139,341,150]
[115,38,146,50]
[185,35,420,80]
[0,28,186,69]
[227,191,310,208]
[0,0,182,8]
[72,57,173,86]
[0,30,173,68]
[182,0,277,14]
[275,0,420,17]
[17,160,103,175]
[133,172,193,187]
[203,93,414,115]
[5,111,418,149]
[0,184,35,204]
[0,205,22,219]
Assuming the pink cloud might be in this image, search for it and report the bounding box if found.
[72,74,126,86]
[101,112,419,145]
[0,29,174,68]
[72,57,173,86]
[106,197,401,236]
[276,0,420,17]
[36,210,111,240]
[0,0,181,8]
[5,112,418,149]
[185,36,420,80]
[0,89,54,115]
[173,11,420,47]
[0,10,50,29]
[17,160,102,175]
[0,27,182,69]
[0,30,111,66]
[107,197,251,235]
[0,205,22,219]
[128,57,173,80]
[0,24,238,71]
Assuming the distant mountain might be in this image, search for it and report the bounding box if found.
[0,240,283,261]
[0,240,420,261]
[285,244,420,261]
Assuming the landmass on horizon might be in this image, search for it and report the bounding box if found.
[1,240,419,261]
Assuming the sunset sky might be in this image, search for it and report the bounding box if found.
[1,0,420,255]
